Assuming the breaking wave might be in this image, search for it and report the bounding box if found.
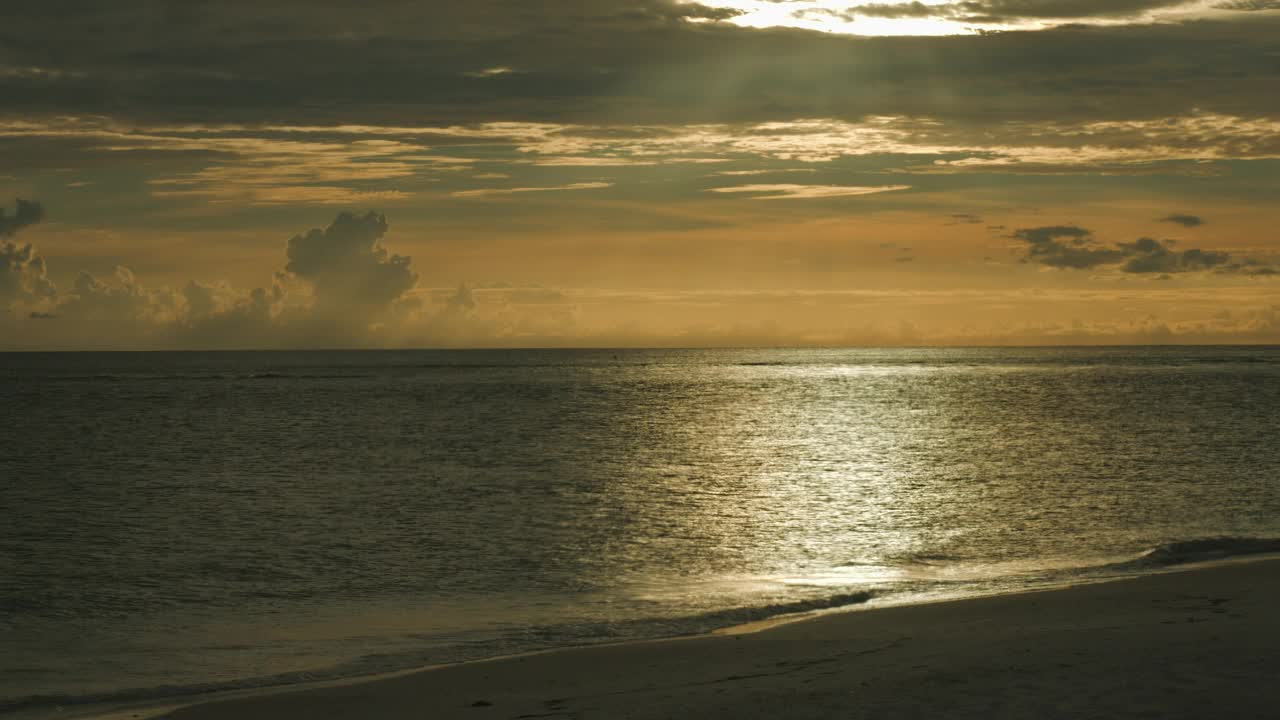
[1120,537,1280,569]
[0,591,874,717]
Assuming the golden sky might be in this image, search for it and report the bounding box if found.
[1,1,1278,348]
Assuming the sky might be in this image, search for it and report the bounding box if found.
[2,0,1279,349]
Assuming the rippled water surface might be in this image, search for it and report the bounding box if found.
[3,347,1279,714]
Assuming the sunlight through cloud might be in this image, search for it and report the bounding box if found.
[709,184,911,199]
[684,0,1222,35]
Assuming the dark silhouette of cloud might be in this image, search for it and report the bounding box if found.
[1,243,57,305]
[1215,0,1280,9]
[284,210,417,319]
[952,0,1192,21]
[850,2,940,19]
[0,200,56,306]
[3,4,1280,127]
[1016,225,1270,274]
[2,205,429,348]
[677,3,746,20]
[851,0,1193,21]
[1015,226,1123,269]
[1116,237,1231,273]
[0,199,44,238]
[1160,214,1205,227]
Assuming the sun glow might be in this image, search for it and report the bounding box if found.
[686,0,995,36]
[686,0,1228,36]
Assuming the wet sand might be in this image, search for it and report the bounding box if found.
[155,558,1280,720]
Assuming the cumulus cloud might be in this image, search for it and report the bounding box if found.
[4,199,1276,350]
[1,205,430,348]
[2,207,613,349]
[1015,225,1270,274]
[0,199,56,308]
[284,210,417,322]
[1,243,57,307]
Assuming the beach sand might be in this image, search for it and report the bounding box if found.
[156,558,1280,720]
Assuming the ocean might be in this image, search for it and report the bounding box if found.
[3,347,1279,717]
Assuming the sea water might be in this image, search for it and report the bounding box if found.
[2,347,1279,716]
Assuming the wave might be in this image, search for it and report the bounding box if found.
[1120,537,1280,569]
[9,537,1278,717]
[17,372,374,382]
[0,590,874,717]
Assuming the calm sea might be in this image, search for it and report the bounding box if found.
[3,347,1279,716]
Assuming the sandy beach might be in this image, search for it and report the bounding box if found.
[148,558,1280,720]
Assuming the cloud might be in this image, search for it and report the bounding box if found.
[452,182,612,198]
[1014,226,1124,269]
[6,104,1280,202]
[1116,237,1231,273]
[530,157,660,167]
[951,0,1195,21]
[463,67,517,78]
[849,0,1197,22]
[2,207,429,348]
[4,6,1280,129]
[1015,225,1270,274]
[846,3,943,19]
[715,169,819,176]
[1,241,57,308]
[1159,214,1205,228]
[707,184,910,199]
[284,210,418,322]
[1214,0,1280,9]
[0,198,44,238]
[0,200,56,308]
[444,283,477,313]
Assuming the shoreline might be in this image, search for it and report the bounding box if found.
[61,554,1280,720]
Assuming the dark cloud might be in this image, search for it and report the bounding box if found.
[0,204,432,347]
[46,210,423,348]
[1014,226,1123,269]
[678,3,747,21]
[284,211,418,320]
[1214,0,1280,9]
[851,0,1193,21]
[0,199,44,238]
[950,0,1192,21]
[1,242,57,306]
[851,3,941,19]
[1116,237,1231,273]
[2,5,1279,126]
[1016,226,1269,274]
[0,200,56,307]
[1159,214,1205,228]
